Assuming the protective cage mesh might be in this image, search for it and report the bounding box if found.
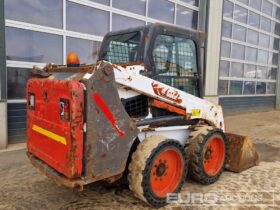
[152,35,199,96]
[121,95,148,118]
[103,32,141,64]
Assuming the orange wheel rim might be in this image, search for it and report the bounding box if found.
[203,136,225,177]
[150,148,183,198]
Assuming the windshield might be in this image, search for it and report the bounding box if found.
[152,34,199,96]
[100,31,141,64]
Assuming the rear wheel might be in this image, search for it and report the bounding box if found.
[187,126,228,184]
[128,136,188,207]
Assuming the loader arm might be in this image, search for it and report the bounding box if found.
[112,64,225,131]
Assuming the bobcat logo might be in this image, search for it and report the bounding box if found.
[151,82,183,104]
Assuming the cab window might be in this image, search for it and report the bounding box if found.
[152,34,199,96]
[101,32,141,64]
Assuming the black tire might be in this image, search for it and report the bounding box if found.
[128,136,188,207]
[187,126,229,185]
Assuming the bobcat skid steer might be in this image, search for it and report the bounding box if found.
[26,23,259,207]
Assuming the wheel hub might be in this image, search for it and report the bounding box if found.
[203,136,226,176]
[204,146,213,161]
[150,148,184,198]
[155,162,166,177]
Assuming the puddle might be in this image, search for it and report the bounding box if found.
[254,143,280,162]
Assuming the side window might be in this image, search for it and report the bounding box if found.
[152,34,199,96]
[152,35,174,75]
[176,37,197,75]
[102,32,141,64]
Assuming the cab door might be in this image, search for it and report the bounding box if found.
[149,30,202,97]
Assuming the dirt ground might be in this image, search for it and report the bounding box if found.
[0,111,280,210]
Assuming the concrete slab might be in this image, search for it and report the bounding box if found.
[0,142,26,153]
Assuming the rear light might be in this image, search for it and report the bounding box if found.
[28,93,35,110]
[60,99,70,121]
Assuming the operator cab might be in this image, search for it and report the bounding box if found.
[99,23,204,97]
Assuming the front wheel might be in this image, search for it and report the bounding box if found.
[187,126,229,185]
[128,136,188,207]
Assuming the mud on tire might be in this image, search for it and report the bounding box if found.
[128,136,188,207]
[187,125,229,185]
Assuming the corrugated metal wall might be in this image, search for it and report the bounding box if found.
[8,103,27,143]
[219,96,276,115]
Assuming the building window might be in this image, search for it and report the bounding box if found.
[180,0,199,7]
[270,37,279,51]
[66,37,101,64]
[221,41,231,58]
[66,1,109,36]
[244,64,256,78]
[5,0,63,28]
[176,5,198,29]
[247,11,260,28]
[220,60,230,77]
[249,0,261,11]
[234,5,247,24]
[148,0,175,23]
[246,29,258,45]
[268,68,277,80]
[243,81,255,95]
[259,33,270,48]
[112,0,146,16]
[273,5,280,19]
[267,83,276,94]
[219,0,279,96]
[245,47,257,62]
[260,16,271,32]
[229,80,243,95]
[237,0,249,5]
[257,66,267,79]
[230,62,243,78]
[257,50,268,64]
[231,43,245,60]
[223,0,234,18]
[274,22,280,35]
[232,24,246,42]
[90,0,110,5]
[7,68,31,99]
[4,0,202,101]
[256,82,266,94]
[262,0,273,16]
[6,27,63,63]
[222,21,232,38]
[112,14,145,31]
[218,80,229,95]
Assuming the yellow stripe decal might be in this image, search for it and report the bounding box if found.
[32,125,67,145]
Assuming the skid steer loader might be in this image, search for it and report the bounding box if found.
[26,23,259,207]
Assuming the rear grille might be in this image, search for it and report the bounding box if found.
[121,95,148,118]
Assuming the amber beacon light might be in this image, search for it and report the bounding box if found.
[67,52,80,67]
